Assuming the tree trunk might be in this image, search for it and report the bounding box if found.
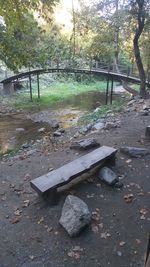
[133,0,146,98]
[113,0,119,73]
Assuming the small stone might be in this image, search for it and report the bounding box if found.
[51,121,59,129]
[53,131,62,137]
[143,104,149,110]
[127,100,136,106]
[16,128,25,132]
[98,167,118,186]
[114,181,124,188]
[59,195,91,237]
[140,110,149,116]
[105,122,117,130]
[117,251,122,257]
[92,122,105,131]
[38,127,46,133]
[120,146,149,158]
[22,143,30,149]
[59,128,65,133]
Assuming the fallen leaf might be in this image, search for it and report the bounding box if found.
[37,217,44,224]
[139,208,148,215]
[126,159,132,163]
[135,239,141,245]
[117,251,122,257]
[14,209,22,216]
[137,192,144,196]
[124,194,134,203]
[92,209,100,221]
[29,255,34,260]
[140,215,146,220]
[24,173,31,181]
[67,251,80,260]
[119,241,126,247]
[1,195,6,201]
[47,227,53,233]
[91,224,99,233]
[22,200,30,207]
[72,246,83,252]
[100,232,111,239]
[11,217,20,224]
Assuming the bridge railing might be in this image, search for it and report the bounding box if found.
[1,59,150,84]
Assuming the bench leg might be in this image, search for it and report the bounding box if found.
[107,155,116,166]
[42,189,59,205]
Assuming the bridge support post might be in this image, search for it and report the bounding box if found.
[110,78,113,105]
[29,74,33,102]
[106,76,110,105]
[3,82,15,95]
[37,73,40,100]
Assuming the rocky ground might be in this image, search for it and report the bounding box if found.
[0,97,150,267]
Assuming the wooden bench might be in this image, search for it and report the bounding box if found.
[30,146,117,196]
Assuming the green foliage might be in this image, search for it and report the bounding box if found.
[0,0,59,71]
[78,99,124,125]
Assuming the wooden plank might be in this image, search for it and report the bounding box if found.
[30,146,117,195]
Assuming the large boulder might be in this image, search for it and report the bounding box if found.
[120,146,149,158]
[70,138,100,150]
[98,167,118,186]
[59,195,91,237]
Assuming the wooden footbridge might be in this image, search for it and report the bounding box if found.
[1,62,150,103]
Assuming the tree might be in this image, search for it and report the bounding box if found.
[0,0,59,71]
[131,0,150,98]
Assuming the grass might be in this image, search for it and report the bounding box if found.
[0,147,20,158]
[14,79,108,109]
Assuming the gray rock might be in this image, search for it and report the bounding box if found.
[143,104,149,110]
[26,149,37,156]
[127,100,136,106]
[38,127,46,133]
[138,99,144,103]
[120,146,149,158]
[59,195,91,237]
[51,120,59,129]
[140,110,149,116]
[79,123,93,135]
[22,143,30,149]
[70,138,100,150]
[16,128,25,132]
[105,122,117,130]
[59,128,65,133]
[98,167,118,186]
[53,131,62,137]
[114,181,124,188]
[92,122,105,130]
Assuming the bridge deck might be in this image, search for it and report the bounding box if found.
[1,67,150,86]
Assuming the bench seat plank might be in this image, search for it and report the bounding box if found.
[30,146,117,195]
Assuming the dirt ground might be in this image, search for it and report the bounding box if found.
[0,100,150,267]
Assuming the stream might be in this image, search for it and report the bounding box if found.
[0,90,123,154]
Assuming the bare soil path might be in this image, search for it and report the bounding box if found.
[0,99,150,267]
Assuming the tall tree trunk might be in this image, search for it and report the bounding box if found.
[133,0,146,98]
[72,0,76,62]
[113,0,119,73]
